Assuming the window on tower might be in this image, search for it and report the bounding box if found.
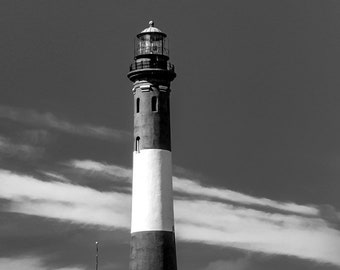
[135,136,140,153]
[152,96,158,112]
[136,98,140,113]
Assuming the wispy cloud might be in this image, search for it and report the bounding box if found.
[69,160,131,179]
[174,199,340,266]
[0,105,130,141]
[20,129,51,145]
[57,267,86,270]
[173,177,319,216]
[69,159,318,216]
[0,169,130,228]
[0,257,45,270]
[0,167,339,266]
[202,258,250,270]
[41,171,70,183]
[0,256,85,270]
[0,135,44,159]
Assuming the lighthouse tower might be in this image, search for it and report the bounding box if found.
[127,21,177,270]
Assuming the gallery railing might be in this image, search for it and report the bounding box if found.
[129,60,175,72]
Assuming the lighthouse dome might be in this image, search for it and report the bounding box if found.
[141,21,163,34]
[137,21,167,38]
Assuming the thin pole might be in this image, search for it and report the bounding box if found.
[95,241,99,270]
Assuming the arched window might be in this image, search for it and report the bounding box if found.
[152,96,157,112]
[135,136,140,153]
[136,98,140,113]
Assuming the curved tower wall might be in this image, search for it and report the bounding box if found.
[127,22,177,270]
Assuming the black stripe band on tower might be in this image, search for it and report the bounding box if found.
[130,231,177,270]
[133,83,171,151]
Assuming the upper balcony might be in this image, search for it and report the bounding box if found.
[128,59,176,82]
[129,60,175,72]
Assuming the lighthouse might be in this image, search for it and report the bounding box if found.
[127,21,177,270]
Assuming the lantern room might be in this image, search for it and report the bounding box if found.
[128,21,176,82]
[135,21,169,59]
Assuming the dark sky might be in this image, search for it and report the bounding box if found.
[1,1,340,270]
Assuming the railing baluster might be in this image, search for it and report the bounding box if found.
[130,60,174,72]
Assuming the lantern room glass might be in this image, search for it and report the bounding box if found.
[135,33,169,57]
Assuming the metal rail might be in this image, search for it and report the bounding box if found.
[95,241,98,270]
[129,61,175,72]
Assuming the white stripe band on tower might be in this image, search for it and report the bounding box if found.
[131,149,174,233]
